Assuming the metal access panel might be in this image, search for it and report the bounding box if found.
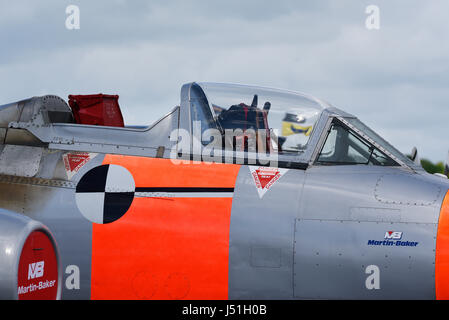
[0,145,43,177]
[293,219,437,299]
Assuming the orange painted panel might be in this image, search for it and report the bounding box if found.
[436,190,449,300]
[91,156,240,299]
[102,155,240,188]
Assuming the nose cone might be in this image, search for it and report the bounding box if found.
[436,191,449,299]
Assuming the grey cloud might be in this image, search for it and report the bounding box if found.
[0,0,448,162]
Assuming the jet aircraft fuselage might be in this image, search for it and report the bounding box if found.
[0,82,448,300]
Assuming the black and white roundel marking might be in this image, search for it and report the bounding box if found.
[75,164,135,224]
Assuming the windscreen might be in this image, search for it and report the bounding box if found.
[345,118,416,168]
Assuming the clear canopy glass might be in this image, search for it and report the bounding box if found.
[198,82,328,153]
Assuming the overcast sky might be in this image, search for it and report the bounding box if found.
[0,0,448,162]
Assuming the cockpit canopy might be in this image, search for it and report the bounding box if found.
[181,82,417,170]
[188,82,328,154]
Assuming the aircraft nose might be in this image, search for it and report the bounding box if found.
[436,190,449,299]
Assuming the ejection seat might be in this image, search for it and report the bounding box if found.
[217,94,275,153]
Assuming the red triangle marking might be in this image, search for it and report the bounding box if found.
[67,153,90,172]
[255,168,279,190]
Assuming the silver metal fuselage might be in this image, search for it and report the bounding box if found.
[0,82,448,299]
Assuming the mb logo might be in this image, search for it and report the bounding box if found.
[384,231,402,240]
[28,261,45,280]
